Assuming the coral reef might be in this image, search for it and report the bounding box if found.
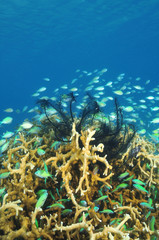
[0,95,158,239]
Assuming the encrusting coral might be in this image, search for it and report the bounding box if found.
[0,94,159,240]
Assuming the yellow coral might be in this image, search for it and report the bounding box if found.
[0,123,158,239]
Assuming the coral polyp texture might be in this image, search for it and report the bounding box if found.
[0,95,159,240]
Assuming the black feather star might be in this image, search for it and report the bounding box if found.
[37,93,135,158]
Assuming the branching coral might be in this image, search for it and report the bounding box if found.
[0,119,158,239]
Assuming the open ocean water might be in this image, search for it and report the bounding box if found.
[0,0,159,143]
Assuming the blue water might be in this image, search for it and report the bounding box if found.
[0,0,159,136]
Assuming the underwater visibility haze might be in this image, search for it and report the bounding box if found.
[0,1,159,239]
